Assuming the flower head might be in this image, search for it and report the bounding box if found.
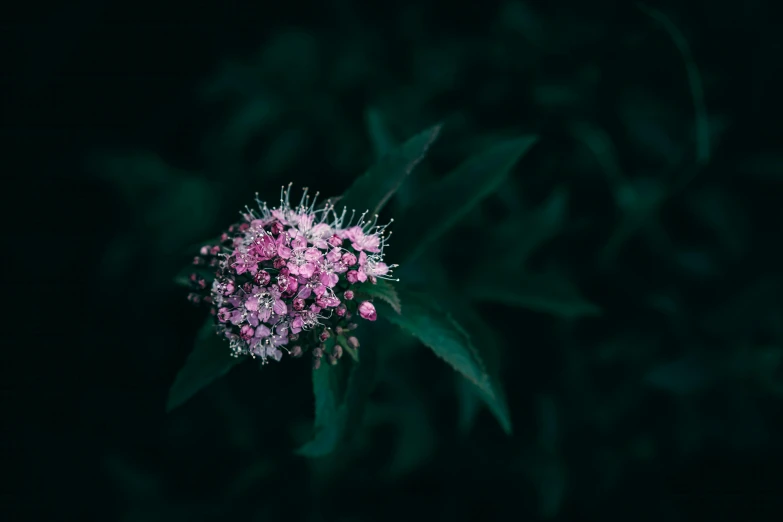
[186,184,398,366]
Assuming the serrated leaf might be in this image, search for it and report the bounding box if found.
[297,357,343,457]
[339,124,442,217]
[297,345,377,457]
[353,279,402,314]
[167,320,242,412]
[467,271,601,318]
[455,305,513,435]
[379,289,490,393]
[397,135,538,263]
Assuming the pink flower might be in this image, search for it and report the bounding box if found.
[190,184,398,365]
[359,251,389,281]
[358,301,377,321]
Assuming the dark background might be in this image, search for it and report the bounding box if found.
[9,0,783,520]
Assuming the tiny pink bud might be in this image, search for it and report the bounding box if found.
[346,270,359,284]
[328,234,343,247]
[358,301,377,321]
[335,326,344,335]
[273,257,286,269]
[313,347,323,358]
[270,221,284,236]
[342,252,357,267]
[218,307,230,322]
[348,336,360,349]
[293,298,305,311]
[210,245,221,255]
[239,223,250,231]
[336,304,347,317]
[240,325,254,340]
[343,290,354,300]
[313,358,322,370]
[319,330,330,341]
[333,344,343,359]
[193,256,202,265]
[328,354,338,366]
[189,273,198,282]
[254,270,271,286]
[200,246,209,255]
[198,278,207,289]
[210,307,217,316]
[220,233,229,242]
[290,345,302,357]
[279,266,290,277]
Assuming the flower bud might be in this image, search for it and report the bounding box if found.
[328,234,343,247]
[348,336,360,349]
[346,270,359,284]
[290,345,302,358]
[240,325,254,340]
[333,344,343,359]
[343,290,354,300]
[328,354,338,366]
[254,270,271,286]
[319,330,331,341]
[313,358,321,370]
[293,298,305,311]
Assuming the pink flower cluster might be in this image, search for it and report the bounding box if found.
[187,184,397,367]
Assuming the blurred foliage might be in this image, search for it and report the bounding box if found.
[17,0,783,520]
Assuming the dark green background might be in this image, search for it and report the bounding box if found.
[12,0,783,520]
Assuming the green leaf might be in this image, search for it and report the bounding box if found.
[353,279,402,314]
[454,304,513,435]
[504,187,569,269]
[379,288,490,393]
[297,344,378,457]
[365,107,396,160]
[378,287,512,435]
[637,3,709,167]
[467,271,601,318]
[396,135,538,262]
[167,320,242,412]
[297,355,344,457]
[339,124,442,217]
